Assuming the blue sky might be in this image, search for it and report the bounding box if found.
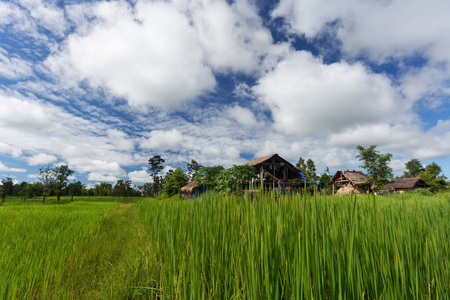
[1,0,450,185]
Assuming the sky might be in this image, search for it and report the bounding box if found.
[1,0,450,186]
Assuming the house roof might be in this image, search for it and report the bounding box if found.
[329,170,368,185]
[180,179,205,194]
[385,177,429,190]
[246,154,277,166]
[246,153,303,180]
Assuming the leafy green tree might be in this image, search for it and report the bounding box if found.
[18,183,29,201]
[319,167,332,194]
[420,162,447,193]
[356,145,393,189]
[187,159,202,181]
[194,166,225,190]
[148,155,165,197]
[68,181,84,201]
[39,166,55,203]
[296,157,307,171]
[402,159,425,178]
[0,178,13,202]
[53,165,74,201]
[94,182,112,197]
[306,158,317,180]
[163,168,189,197]
[142,182,152,197]
[113,179,132,200]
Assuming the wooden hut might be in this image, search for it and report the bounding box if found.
[384,177,429,194]
[180,179,205,199]
[246,153,305,193]
[328,170,369,195]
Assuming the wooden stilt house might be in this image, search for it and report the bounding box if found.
[246,154,305,194]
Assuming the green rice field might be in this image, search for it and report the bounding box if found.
[1,193,449,299]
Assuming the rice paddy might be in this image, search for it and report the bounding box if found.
[1,192,449,299]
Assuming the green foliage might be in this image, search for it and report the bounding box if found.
[214,164,258,193]
[163,168,188,197]
[113,179,133,199]
[408,188,434,196]
[306,158,317,179]
[187,159,202,181]
[0,177,13,202]
[148,155,165,197]
[356,145,393,189]
[38,165,55,203]
[420,162,448,193]
[402,158,425,178]
[53,165,74,201]
[194,165,224,190]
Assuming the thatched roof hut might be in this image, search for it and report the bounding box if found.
[328,170,369,195]
[385,177,429,194]
[180,179,205,199]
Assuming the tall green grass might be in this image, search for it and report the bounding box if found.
[0,201,115,298]
[135,192,450,299]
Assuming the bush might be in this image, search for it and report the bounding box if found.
[408,188,434,196]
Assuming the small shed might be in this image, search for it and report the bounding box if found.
[180,179,206,199]
[385,177,429,194]
[246,153,304,192]
[328,170,369,195]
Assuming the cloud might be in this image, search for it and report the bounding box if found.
[128,169,151,183]
[0,91,135,181]
[253,51,402,136]
[0,143,22,157]
[26,153,58,166]
[226,105,258,127]
[87,173,118,183]
[0,48,34,80]
[48,0,216,110]
[179,0,274,73]
[140,129,184,151]
[0,161,27,172]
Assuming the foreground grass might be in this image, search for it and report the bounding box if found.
[0,199,144,299]
[1,193,449,299]
[135,192,450,299]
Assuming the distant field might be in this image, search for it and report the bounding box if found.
[1,193,449,299]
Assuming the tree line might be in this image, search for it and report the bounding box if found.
[0,148,448,202]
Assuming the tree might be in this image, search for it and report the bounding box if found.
[148,155,165,197]
[319,167,332,194]
[306,158,317,180]
[402,159,425,178]
[94,182,112,197]
[296,157,307,171]
[420,162,448,193]
[356,145,393,189]
[39,166,55,203]
[187,159,202,181]
[142,182,153,197]
[68,181,84,201]
[163,168,189,197]
[113,180,132,200]
[194,166,224,190]
[0,178,13,202]
[53,165,74,201]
